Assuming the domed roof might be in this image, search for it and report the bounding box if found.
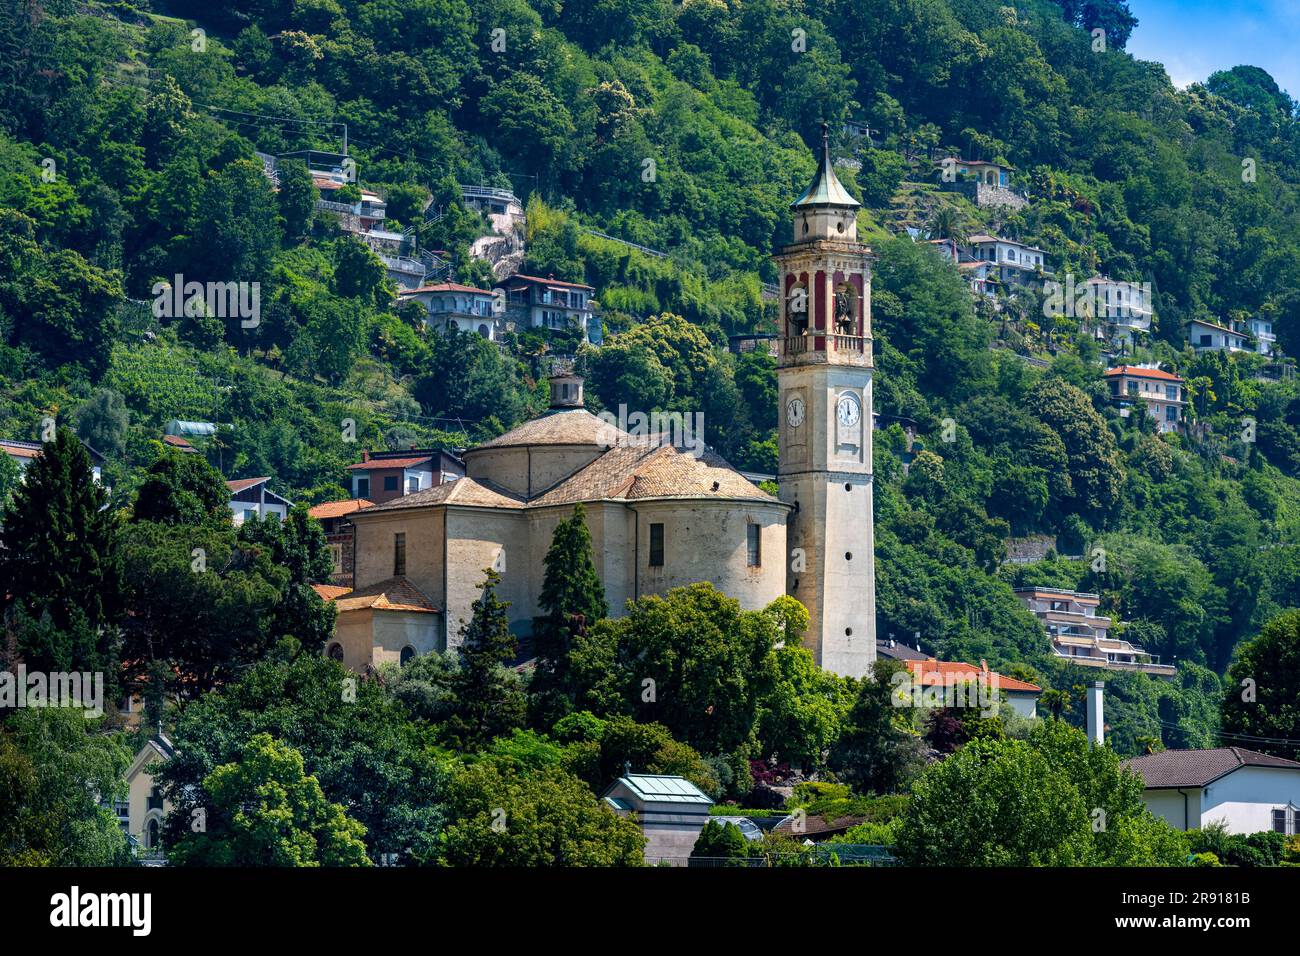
[470,407,625,451]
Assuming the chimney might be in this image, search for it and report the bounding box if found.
[361,449,370,462]
[1087,681,1105,746]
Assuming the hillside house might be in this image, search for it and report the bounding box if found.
[964,235,1049,293]
[903,658,1042,718]
[120,733,175,861]
[503,273,596,340]
[344,448,465,504]
[1012,587,1176,678]
[1189,318,1250,353]
[1125,748,1300,835]
[1244,316,1279,356]
[934,157,1026,209]
[397,283,502,340]
[1,438,104,484]
[226,476,291,525]
[1085,276,1152,348]
[1104,364,1186,433]
[308,498,375,587]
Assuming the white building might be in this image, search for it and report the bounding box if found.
[226,476,291,525]
[398,283,501,340]
[1125,747,1300,835]
[601,772,713,865]
[1085,276,1152,348]
[1012,586,1176,678]
[1189,318,1250,353]
[964,234,1050,291]
[1244,317,1279,356]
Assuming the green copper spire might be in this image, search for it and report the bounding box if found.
[791,122,860,210]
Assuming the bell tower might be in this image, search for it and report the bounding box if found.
[775,123,876,678]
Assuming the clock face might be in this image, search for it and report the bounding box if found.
[786,397,805,428]
[836,394,861,427]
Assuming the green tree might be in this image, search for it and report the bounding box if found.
[1221,610,1300,761]
[444,569,526,751]
[0,709,133,867]
[132,449,231,526]
[0,429,122,676]
[533,503,607,705]
[75,388,129,458]
[828,659,927,794]
[169,733,370,867]
[427,758,644,866]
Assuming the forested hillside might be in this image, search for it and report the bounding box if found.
[4,0,1300,758]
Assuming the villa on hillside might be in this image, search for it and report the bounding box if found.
[1189,318,1250,354]
[934,157,1026,209]
[1104,364,1186,434]
[398,283,502,340]
[1012,586,1176,678]
[226,477,291,525]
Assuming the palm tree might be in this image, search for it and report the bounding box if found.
[925,204,968,244]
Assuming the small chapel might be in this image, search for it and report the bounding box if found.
[333,125,878,678]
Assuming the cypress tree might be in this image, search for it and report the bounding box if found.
[0,428,123,678]
[446,568,525,750]
[533,503,607,699]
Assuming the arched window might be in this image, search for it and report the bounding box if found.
[477,323,490,339]
[400,645,416,666]
[146,818,160,850]
[327,643,344,662]
[834,283,857,335]
[787,283,809,336]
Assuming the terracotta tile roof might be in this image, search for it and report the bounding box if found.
[506,273,594,290]
[398,283,493,296]
[0,440,41,459]
[1104,365,1183,382]
[226,476,271,494]
[1124,747,1300,789]
[308,498,374,519]
[905,658,1042,693]
[311,584,353,601]
[473,408,626,450]
[363,476,526,513]
[345,455,435,471]
[162,435,196,451]
[532,443,778,506]
[321,575,439,614]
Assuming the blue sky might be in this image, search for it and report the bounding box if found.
[1126,0,1300,98]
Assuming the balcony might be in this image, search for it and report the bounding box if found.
[782,334,872,366]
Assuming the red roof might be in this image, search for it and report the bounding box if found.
[1104,365,1183,382]
[308,498,374,519]
[311,584,352,601]
[905,658,1041,693]
[345,455,434,471]
[162,435,196,451]
[398,283,493,296]
[507,273,594,291]
[226,476,271,493]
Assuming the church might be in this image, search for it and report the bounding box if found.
[332,126,878,678]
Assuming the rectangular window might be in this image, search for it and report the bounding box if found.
[243,508,257,523]
[356,477,370,498]
[407,475,419,493]
[384,475,399,492]
[1273,809,1287,834]
[747,524,762,567]
[330,544,343,573]
[394,532,406,576]
[1200,334,1212,346]
[649,523,664,567]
